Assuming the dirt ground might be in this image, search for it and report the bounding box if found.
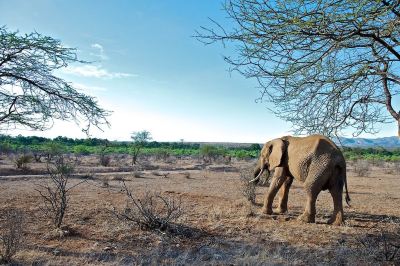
[0,154,399,265]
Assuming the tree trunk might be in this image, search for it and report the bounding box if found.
[398,119,400,137]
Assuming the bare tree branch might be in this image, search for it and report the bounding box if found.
[0,26,110,134]
[196,0,400,137]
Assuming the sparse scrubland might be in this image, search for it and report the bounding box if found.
[0,136,399,265]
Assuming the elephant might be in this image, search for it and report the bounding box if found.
[251,134,350,225]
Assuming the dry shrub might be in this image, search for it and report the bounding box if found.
[353,160,370,177]
[239,168,256,204]
[14,154,32,170]
[161,172,170,178]
[113,182,184,232]
[101,177,109,188]
[35,156,84,229]
[371,159,385,168]
[394,162,400,173]
[99,154,111,167]
[0,208,24,264]
[33,152,43,163]
[383,162,398,175]
[357,231,400,262]
[111,175,125,181]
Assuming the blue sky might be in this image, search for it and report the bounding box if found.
[0,0,396,142]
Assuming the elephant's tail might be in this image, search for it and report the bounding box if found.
[342,166,351,207]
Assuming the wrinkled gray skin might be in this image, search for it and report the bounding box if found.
[253,135,350,225]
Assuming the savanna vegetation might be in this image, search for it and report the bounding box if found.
[1,134,399,163]
[1,1,400,264]
[0,134,262,162]
[0,134,399,264]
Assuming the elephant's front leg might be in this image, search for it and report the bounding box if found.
[260,167,286,215]
[276,176,293,214]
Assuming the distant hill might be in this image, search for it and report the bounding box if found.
[199,137,400,149]
[338,136,400,148]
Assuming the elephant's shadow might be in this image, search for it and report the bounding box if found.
[345,212,400,227]
[252,205,400,227]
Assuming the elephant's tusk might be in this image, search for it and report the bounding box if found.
[249,168,265,183]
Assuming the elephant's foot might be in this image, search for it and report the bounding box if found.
[327,212,344,226]
[274,207,287,214]
[297,212,315,223]
[260,206,273,215]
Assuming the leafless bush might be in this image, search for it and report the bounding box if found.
[223,155,232,164]
[99,154,111,167]
[14,154,32,170]
[370,158,385,167]
[239,168,256,204]
[357,231,400,262]
[353,160,370,177]
[384,161,400,175]
[35,156,84,229]
[100,177,109,188]
[0,209,24,263]
[161,172,170,178]
[113,182,184,232]
[394,162,400,173]
[33,152,44,163]
[111,175,124,181]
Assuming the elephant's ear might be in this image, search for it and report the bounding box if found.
[268,138,285,170]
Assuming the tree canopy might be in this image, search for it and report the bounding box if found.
[197,0,400,137]
[0,26,110,134]
[130,130,152,164]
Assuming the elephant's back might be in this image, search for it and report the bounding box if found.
[286,135,344,181]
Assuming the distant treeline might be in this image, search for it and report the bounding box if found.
[0,135,399,161]
[341,147,400,161]
[0,135,262,159]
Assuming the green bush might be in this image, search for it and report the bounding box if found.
[73,145,91,156]
[43,141,66,160]
[0,141,14,154]
[153,148,171,161]
[199,145,227,163]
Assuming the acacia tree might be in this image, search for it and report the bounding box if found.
[197,0,400,137]
[0,26,109,133]
[130,130,152,165]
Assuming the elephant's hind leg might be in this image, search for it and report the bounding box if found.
[298,180,321,223]
[327,184,344,225]
[276,176,293,214]
[297,191,318,223]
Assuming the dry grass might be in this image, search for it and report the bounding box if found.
[0,154,399,265]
